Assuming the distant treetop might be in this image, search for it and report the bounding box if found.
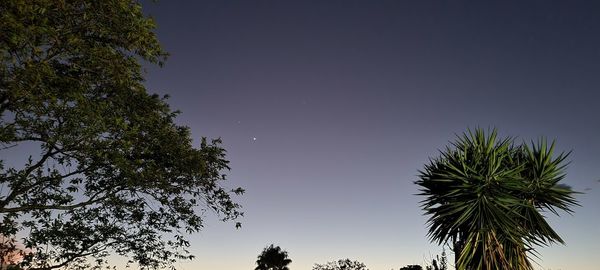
[313,258,369,270]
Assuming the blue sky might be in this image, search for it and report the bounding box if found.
[138,1,600,269]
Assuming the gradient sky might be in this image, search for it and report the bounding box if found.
[137,1,600,269]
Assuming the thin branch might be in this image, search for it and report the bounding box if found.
[0,195,108,213]
[0,184,122,213]
[0,147,58,208]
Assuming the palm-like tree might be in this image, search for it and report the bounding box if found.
[416,128,578,270]
[255,244,292,270]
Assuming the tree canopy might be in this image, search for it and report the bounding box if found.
[399,265,422,270]
[255,244,292,270]
[416,128,578,270]
[0,1,243,269]
[312,258,368,270]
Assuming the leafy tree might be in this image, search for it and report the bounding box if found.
[255,244,292,270]
[0,1,244,269]
[399,265,422,270]
[416,128,578,270]
[312,258,368,270]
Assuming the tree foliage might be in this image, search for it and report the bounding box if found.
[399,265,422,270]
[312,258,368,270]
[416,128,578,270]
[255,244,292,270]
[0,1,243,269]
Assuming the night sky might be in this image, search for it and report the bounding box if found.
[139,1,600,269]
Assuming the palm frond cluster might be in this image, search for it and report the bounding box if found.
[416,128,578,270]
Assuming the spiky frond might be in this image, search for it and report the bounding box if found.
[416,128,578,270]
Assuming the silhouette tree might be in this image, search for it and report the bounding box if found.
[416,128,578,270]
[0,1,243,269]
[425,251,447,270]
[313,258,368,270]
[399,265,422,270]
[255,244,292,270]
